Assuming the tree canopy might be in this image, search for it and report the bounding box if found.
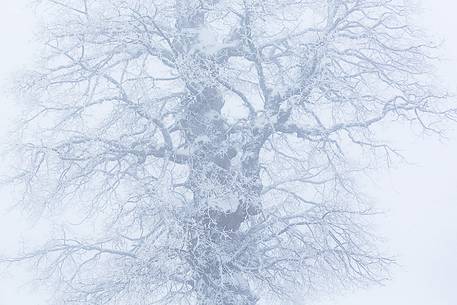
[5,1,454,305]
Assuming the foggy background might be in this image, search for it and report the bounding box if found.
[0,1,455,304]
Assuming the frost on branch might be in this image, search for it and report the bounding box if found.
[5,0,454,305]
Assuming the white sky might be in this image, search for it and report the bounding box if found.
[0,1,456,305]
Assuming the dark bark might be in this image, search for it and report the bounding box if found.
[183,84,259,304]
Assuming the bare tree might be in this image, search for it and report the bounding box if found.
[4,0,454,305]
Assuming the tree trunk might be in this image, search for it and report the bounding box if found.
[174,2,264,303]
[183,85,260,305]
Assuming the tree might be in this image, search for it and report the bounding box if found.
[5,0,453,304]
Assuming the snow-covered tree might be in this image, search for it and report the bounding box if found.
[5,0,454,304]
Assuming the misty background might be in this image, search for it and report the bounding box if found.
[0,1,455,304]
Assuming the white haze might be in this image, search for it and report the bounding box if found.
[0,1,456,305]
